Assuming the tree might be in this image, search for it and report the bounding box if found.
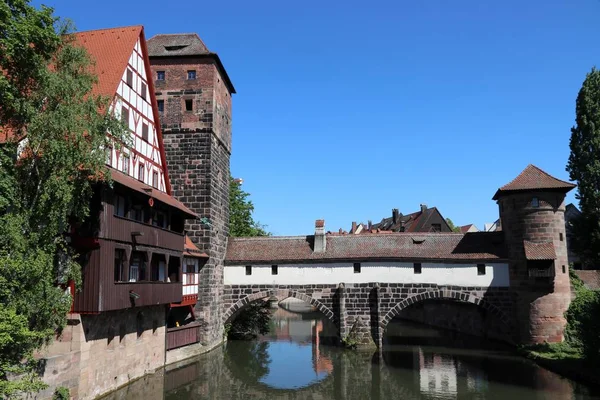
[567,67,600,266]
[229,177,269,237]
[445,218,461,233]
[0,2,127,396]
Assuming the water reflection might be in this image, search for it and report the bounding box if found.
[101,306,600,400]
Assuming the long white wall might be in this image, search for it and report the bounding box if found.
[224,261,510,287]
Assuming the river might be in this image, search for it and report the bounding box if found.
[102,303,600,399]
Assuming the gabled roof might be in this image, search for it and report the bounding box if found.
[369,207,450,233]
[72,26,143,98]
[460,224,478,234]
[225,232,507,264]
[184,235,208,258]
[523,240,556,260]
[493,165,575,200]
[147,33,236,94]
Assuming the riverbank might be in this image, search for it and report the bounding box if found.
[520,343,600,390]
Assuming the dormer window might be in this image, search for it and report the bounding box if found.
[531,197,539,208]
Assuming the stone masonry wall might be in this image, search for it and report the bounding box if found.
[222,283,515,347]
[35,306,167,400]
[151,55,232,347]
[499,191,571,343]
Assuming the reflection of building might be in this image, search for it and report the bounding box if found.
[312,320,334,375]
[417,349,457,396]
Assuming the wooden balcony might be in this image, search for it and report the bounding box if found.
[101,214,184,251]
[167,322,200,350]
[528,268,556,279]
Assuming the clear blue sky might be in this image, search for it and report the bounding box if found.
[39,0,600,235]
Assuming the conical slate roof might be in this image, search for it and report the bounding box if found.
[492,165,575,200]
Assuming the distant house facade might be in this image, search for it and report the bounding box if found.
[351,204,453,234]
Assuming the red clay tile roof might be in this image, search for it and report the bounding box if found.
[574,270,600,290]
[225,231,507,264]
[110,168,196,218]
[459,224,474,234]
[523,240,556,260]
[72,26,142,98]
[184,235,208,258]
[493,165,575,200]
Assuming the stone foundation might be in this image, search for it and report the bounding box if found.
[34,306,167,400]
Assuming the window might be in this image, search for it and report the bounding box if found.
[141,82,147,100]
[431,224,441,232]
[157,100,164,112]
[130,252,145,282]
[126,69,133,87]
[354,263,361,273]
[477,264,486,275]
[114,195,127,217]
[138,163,145,182]
[157,71,165,81]
[152,171,159,189]
[114,249,126,281]
[245,265,252,275]
[121,106,129,126]
[531,197,539,208]
[185,99,193,112]
[270,265,278,275]
[105,146,112,166]
[562,265,566,274]
[187,70,196,80]
[559,232,564,241]
[122,155,130,175]
[130,205,144,222]
[142,123,149,142]
[413,263,422,274]
[152,210,167,229]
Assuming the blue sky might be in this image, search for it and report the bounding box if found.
[39,0,600,235]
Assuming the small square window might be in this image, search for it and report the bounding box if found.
[157,71,165,81]
[245,265,252,275]
[142,123,149,142]
[138,163,145,182]
[126,69,133,87]
[413,263,422,274]
[271,265,278,275]
[353,263,361,273]
[187,70,196,80]
[531,197,539,208]
[141,82,147,100]
[157,100,164,112]
[152,171,158,189]
[477,264,486,275]
[185,99,193,112]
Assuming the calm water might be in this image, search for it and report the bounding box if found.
[103,304,600,400]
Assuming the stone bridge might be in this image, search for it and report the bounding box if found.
[222,282,515,347]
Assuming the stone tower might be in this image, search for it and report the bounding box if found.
[494,165,576,344]
[147,34,235,347]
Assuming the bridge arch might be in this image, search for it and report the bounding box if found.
[223,289,339,330]
[381,289,514,343]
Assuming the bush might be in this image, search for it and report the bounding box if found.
[227,301,272,340]
[53,386,70,400]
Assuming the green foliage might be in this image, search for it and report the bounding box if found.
[229,177,269,237]
[0,1,127,396]
[227,301,272,340]
[564,286,600,362]
[445,218,461,233]
[567,67,600,266]
[52,386,70,400]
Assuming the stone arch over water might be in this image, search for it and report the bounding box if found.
[223,288,340,331]
[381,289,515,343]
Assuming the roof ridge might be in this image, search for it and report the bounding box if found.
[75,25,143,34]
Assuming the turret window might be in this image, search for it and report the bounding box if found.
[157,71,165,81]
[531,197,539,208]
[187,70,196,80]
[185,99,193,112]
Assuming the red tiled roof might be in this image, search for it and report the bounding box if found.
[184,235,208,258]
[460,224,474,234]
[225,232,507,264]
[493,165,575,200]
[72,26,142,98]
[523,240,556,260]
[574,270,600,290]
[110,168,196,218]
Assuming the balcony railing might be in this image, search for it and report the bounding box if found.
[528,268,556,278]
[167,323,200,351]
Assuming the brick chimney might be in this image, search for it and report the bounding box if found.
[392,208,399,224]
[314,220,326,252]
[367,220,372,231]
[351,221,357,234]
[420,204,427,213]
